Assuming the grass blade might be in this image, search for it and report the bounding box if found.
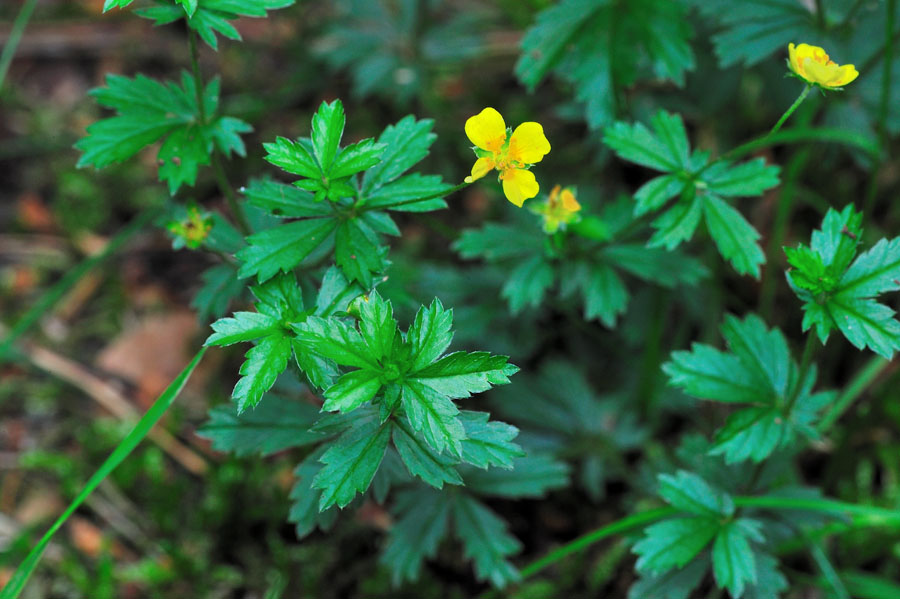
[0,348,206,599]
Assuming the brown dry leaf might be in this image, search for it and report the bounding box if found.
[16,192,56,232]
[69,517,104,558]
[356,501,392,532]
[96,309,201,408]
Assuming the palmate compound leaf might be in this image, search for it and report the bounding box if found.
[242,106,450,284]
[455,198,707,327]
[664,313,834,463]
[134,0,295,50]
[684,0,817,68]
[294,293,518,472]
[516,0,694,128]
[604,110,780,278]
[75,73,250,195]
[787,204,900,358]
[712,518,765,598]
[452,493,521,587]
[205,269,361,411]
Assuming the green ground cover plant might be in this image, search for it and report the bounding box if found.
[2,0,900,597]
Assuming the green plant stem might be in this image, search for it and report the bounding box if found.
[518,507,676,579]
[769,85,812,139]
[0,208,158,362]
[187,28,250,235]
[786,332,818,412]
[809,538,851,599]
[818,356,891,432]
[0,0,38,92]
[362,180,471,211]
[510,494,900,585]
[0,349,207,599]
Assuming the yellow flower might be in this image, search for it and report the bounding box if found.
[788,43,858,89]
[464,107,550,207]
[531,185,581,233]
[167,204,212,249]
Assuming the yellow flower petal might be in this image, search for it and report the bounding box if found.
[465,107,507,153]
[832,64,859,87]
[560,188,580,212]
[508,122,551,165]
[500,168,539,207]
[788,42,856,88]
[469,156,495,181]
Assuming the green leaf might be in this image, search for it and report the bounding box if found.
[633,517,719,576]
[76,72,249,194]
[191,263,243,321]
[363,173,449,212]
[603,111,690,172]
[411,351,517,398]
[313,412,391,510]
[232,333,291,412]
[454,223,544,261]
[334,218,388,286]
[329,138,385,179]
[702,193,765,278]
[605,110,777,272]
[464,454,569,498]
[205,311,280,346]
[400,380,466,457]
[502,255,555,314]
[381,489,452,585]
[516,0,694,128]
[647,192,703,250]
[459,411,523,470]
[703,158,781,197]
[310,99,345,172]
[363,115,436,192]
[291,338,340,391]
[236,218,337,282]
[294,315,380,370]
[665,313,832,463]
[357,292,398,362]
[391,420,463,488]
[322,369,383,413]
[811,204,862,275]
[742,553,788,599]
[197,398,322,456]
[685,0,816,67]
[580,262,628,327]
[406,298,454,373]
[601,244,709,287]
[136,0,296,50]
[628,558,708,599]
[289,447,338,538]
[315,266,363,316]
[788,206,900,358]
[0,350,205,598]
[263,136,320,179]
[242,178,332,218]
[658,470,734,517]
[452,494,521,587]
[712,519,765,597]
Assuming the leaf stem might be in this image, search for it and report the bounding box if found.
[506,494,900,587]
[362,180,470,212]
[786,332,818,413]
[187,28,250,235]
[769,85,812,139]
[0,0,38,92]
[817,356,891,432]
